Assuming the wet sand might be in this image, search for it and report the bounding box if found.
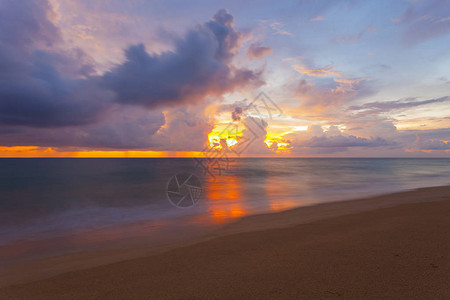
[1,186,449,299]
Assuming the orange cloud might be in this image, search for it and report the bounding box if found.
[332,78,371,94]
[309,16,324,22]
[293,65,342,77]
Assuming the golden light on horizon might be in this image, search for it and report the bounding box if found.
[264,130,291,153]
[0,146,204,158]
[207,121,242,150]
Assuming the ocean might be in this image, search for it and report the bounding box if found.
[0,158,449,266]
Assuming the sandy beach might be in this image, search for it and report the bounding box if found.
[2,0,450,297]
[1,185,449,299]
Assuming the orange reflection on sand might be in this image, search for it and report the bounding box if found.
[211,208,245,219]
[264,177,299,212]
[269,200,297,212]
[205,174,247,224]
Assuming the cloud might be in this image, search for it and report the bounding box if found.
[303,135,389,148]
[73,108,165,149]
[269,21,294,36]
[331,26,376,44]
[48,0,150,70]
[415,136,450,150]
[102,9,264,108]
[153,107,213,151]
[232,116,272,154]
[0,3,265,151]
[292,76,372,111]
[397,0,450,46]
[309,16,324,22]
[348,96,450,113]
[0,4,261,118]
[0,0,61,50]
[246,43,272,60]
[331,78,371,95]
[0,0,110,128]
[0,106,165,149]
[217,99,249,113]
[284,124,392,154]
[293,65,342,77]
[232,107,244,121]
[0,103,214,151]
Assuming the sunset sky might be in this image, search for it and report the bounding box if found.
[0,0,449,157]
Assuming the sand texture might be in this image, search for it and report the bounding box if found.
[1,186,449,299]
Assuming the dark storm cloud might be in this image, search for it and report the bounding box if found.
[0,2,260,134]
[0,108,166,149]
[0,1,260,150]
[0,0,60,50]
[0,0,109,128]
[102,9,263,108]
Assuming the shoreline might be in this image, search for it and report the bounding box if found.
[1,185,449,297]
[216,184,450,235]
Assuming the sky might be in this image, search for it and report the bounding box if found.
[0,0,449,157]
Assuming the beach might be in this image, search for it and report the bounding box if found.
[2,0,450,298]
[1,185,449,299]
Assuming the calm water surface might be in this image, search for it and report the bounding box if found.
[0,158,449,266]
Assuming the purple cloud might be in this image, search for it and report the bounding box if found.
[102,9,264,108]
[415,135,450,150]
[0,3,262,151]
[246,43,273,60]
[303,135,390,148]
[0,0,109,128]
[398,0,450,46]
[348,96,450,113]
